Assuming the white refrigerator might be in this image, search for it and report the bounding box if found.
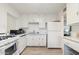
[47,22,62,48]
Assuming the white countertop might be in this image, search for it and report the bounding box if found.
[64,36,79,43]
[64,36,79,52]
[0,33,46,48]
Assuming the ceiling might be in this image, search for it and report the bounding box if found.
[8,3,66,14]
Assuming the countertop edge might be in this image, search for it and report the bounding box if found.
[64,36,79,43]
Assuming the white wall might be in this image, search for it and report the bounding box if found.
[0,4,19,33]
[17,13,60,28]
[7,13,18,33]
[0,3,64,33]
[0,4,8,33]
[6,4,19,18]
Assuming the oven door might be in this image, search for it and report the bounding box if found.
[5,43,17,55]
[0,41,17,55]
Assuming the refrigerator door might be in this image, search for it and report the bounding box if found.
[47,22,61,31]
[47,31,61,48]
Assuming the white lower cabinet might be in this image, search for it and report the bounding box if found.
[17,35,27,54]
[39,35,46,46]
[27,35,46,46]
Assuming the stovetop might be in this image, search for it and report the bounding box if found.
[0,35,16,41]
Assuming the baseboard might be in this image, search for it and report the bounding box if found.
[27,46,46,48]
[20,46,27,55]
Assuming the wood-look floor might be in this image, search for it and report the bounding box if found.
[21,47,63,55]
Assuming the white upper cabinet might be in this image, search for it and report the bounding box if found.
[67,3,79,25]
[39,22,45,28]
[0,4,19,33]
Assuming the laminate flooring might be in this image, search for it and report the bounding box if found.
[21,47,63,55]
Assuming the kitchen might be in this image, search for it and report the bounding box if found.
[0,3,79,55]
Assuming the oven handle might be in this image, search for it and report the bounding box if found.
[20,35,26,37]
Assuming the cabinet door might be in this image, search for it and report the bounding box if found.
[67,3,79,25]
[27,35,32,46]
[39,22,45,28]
[42,35,46,46]
[17,36,27,54]
[34,35,39,46]
[48,31,61,48]
[27,35,36,46]
[22,36,27,47]
[26,35,30,46]
[32,35,40,46]
[29,36,33,46]
[20,37,25,51]
[40,35,46,46]
[31,36,35,46]
[17,37,23,54]
[24,36,27,46]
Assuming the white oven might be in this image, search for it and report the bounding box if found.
[0,40,17,55]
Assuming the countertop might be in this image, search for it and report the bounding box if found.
[0,33,28,47]
[28,32,47,35]
[0,33,46,48]
[64,36,79,52]
[64,36,79,43]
